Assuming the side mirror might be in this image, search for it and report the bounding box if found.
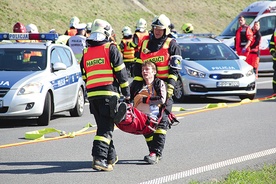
[52,62,67,71]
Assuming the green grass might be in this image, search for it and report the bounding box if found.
[2,0,275,182]
[189,164,276,183]
[1,0,256,36]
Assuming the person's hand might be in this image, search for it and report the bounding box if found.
[124,96,131,104]
[272,51,276,58]
[242,47,246,53]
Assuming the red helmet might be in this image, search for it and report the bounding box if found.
[13,22,27,33]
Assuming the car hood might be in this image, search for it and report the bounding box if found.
[0,71,39,88]
[184,59,242,71]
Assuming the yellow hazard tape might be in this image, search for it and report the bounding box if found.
[24,123,95,140]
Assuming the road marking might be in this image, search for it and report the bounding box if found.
[139,147,276,184]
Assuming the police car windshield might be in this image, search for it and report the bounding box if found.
[180,43,239,60]
[220,15,256,36]
[0,49,46,71]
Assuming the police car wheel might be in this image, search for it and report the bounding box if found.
[37,92,52,126]
[173,77,186,102]
[69,87,84,117]
[239,93,255,100]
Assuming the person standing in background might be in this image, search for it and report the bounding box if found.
[235,16,253,58]
[119,26,135,77]
[246,21,261,77]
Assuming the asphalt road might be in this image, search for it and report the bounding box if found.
[0,74,276,184]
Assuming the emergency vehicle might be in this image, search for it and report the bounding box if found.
[216,0,276,72]
[0,33,85,126]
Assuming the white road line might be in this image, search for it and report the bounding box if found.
[139,147,276,184]
[257,80,272,84]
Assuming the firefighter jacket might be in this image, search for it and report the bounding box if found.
[80,40,130,99]
[120,38,135,63]
[127,30,150,58]
[132,36,181,98]
[235,24,253,56]
[269,31,276,61]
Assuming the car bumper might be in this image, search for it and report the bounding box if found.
[181,75,256,96]
[0,91,45,117]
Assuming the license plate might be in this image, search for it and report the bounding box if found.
[0,100,2,108]
[217,81,239,87]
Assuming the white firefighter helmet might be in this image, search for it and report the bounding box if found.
[26,23,38,33]
[151,14,171,35]
[69,16,80,28]
[122,26,132,36]
[87,19,112,41]
[136,18,147,32]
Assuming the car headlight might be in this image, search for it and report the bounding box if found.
[17,82,43,95]
[185,66,206,78]
[246,68,254,77]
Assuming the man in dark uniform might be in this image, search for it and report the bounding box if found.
[131,14,182,164]
[80,19,130,171]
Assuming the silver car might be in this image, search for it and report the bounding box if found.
[173,35,256,102]
[0,33,85,126]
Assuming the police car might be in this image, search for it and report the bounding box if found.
[173,35,256,102]
[0,33,85,126]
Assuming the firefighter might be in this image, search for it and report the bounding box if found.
[86,22,92,38]
[127,18,149,60]
[131,14,182,164]
[269,27,276,93]
[182,23,194,34]
[119,26,135,77]
[80,19,130,171]
[64,16,80,36]
[26,23,41,44]
[247,21,261,77]
[13,22,29,43]
[66,23,87,63]
[235,16,253,58]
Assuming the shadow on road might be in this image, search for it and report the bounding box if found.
[0,161,92,174]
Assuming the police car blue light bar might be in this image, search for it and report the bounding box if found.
[0,33,58,41]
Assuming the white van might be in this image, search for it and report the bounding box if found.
[216,1,276,72]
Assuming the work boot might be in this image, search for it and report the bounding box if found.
[107,155,119,167]
[114,102,127,124]
[144,152,161,164]
[92,157,113,171]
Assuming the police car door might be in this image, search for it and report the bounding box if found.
[50,47,76,112]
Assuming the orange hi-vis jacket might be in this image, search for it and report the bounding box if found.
[67,28,77,36]
[83,43,114,90]
[121,38,135,62]
[140,37,172,80]
[235,25,253,57]
[135,31,150,53]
